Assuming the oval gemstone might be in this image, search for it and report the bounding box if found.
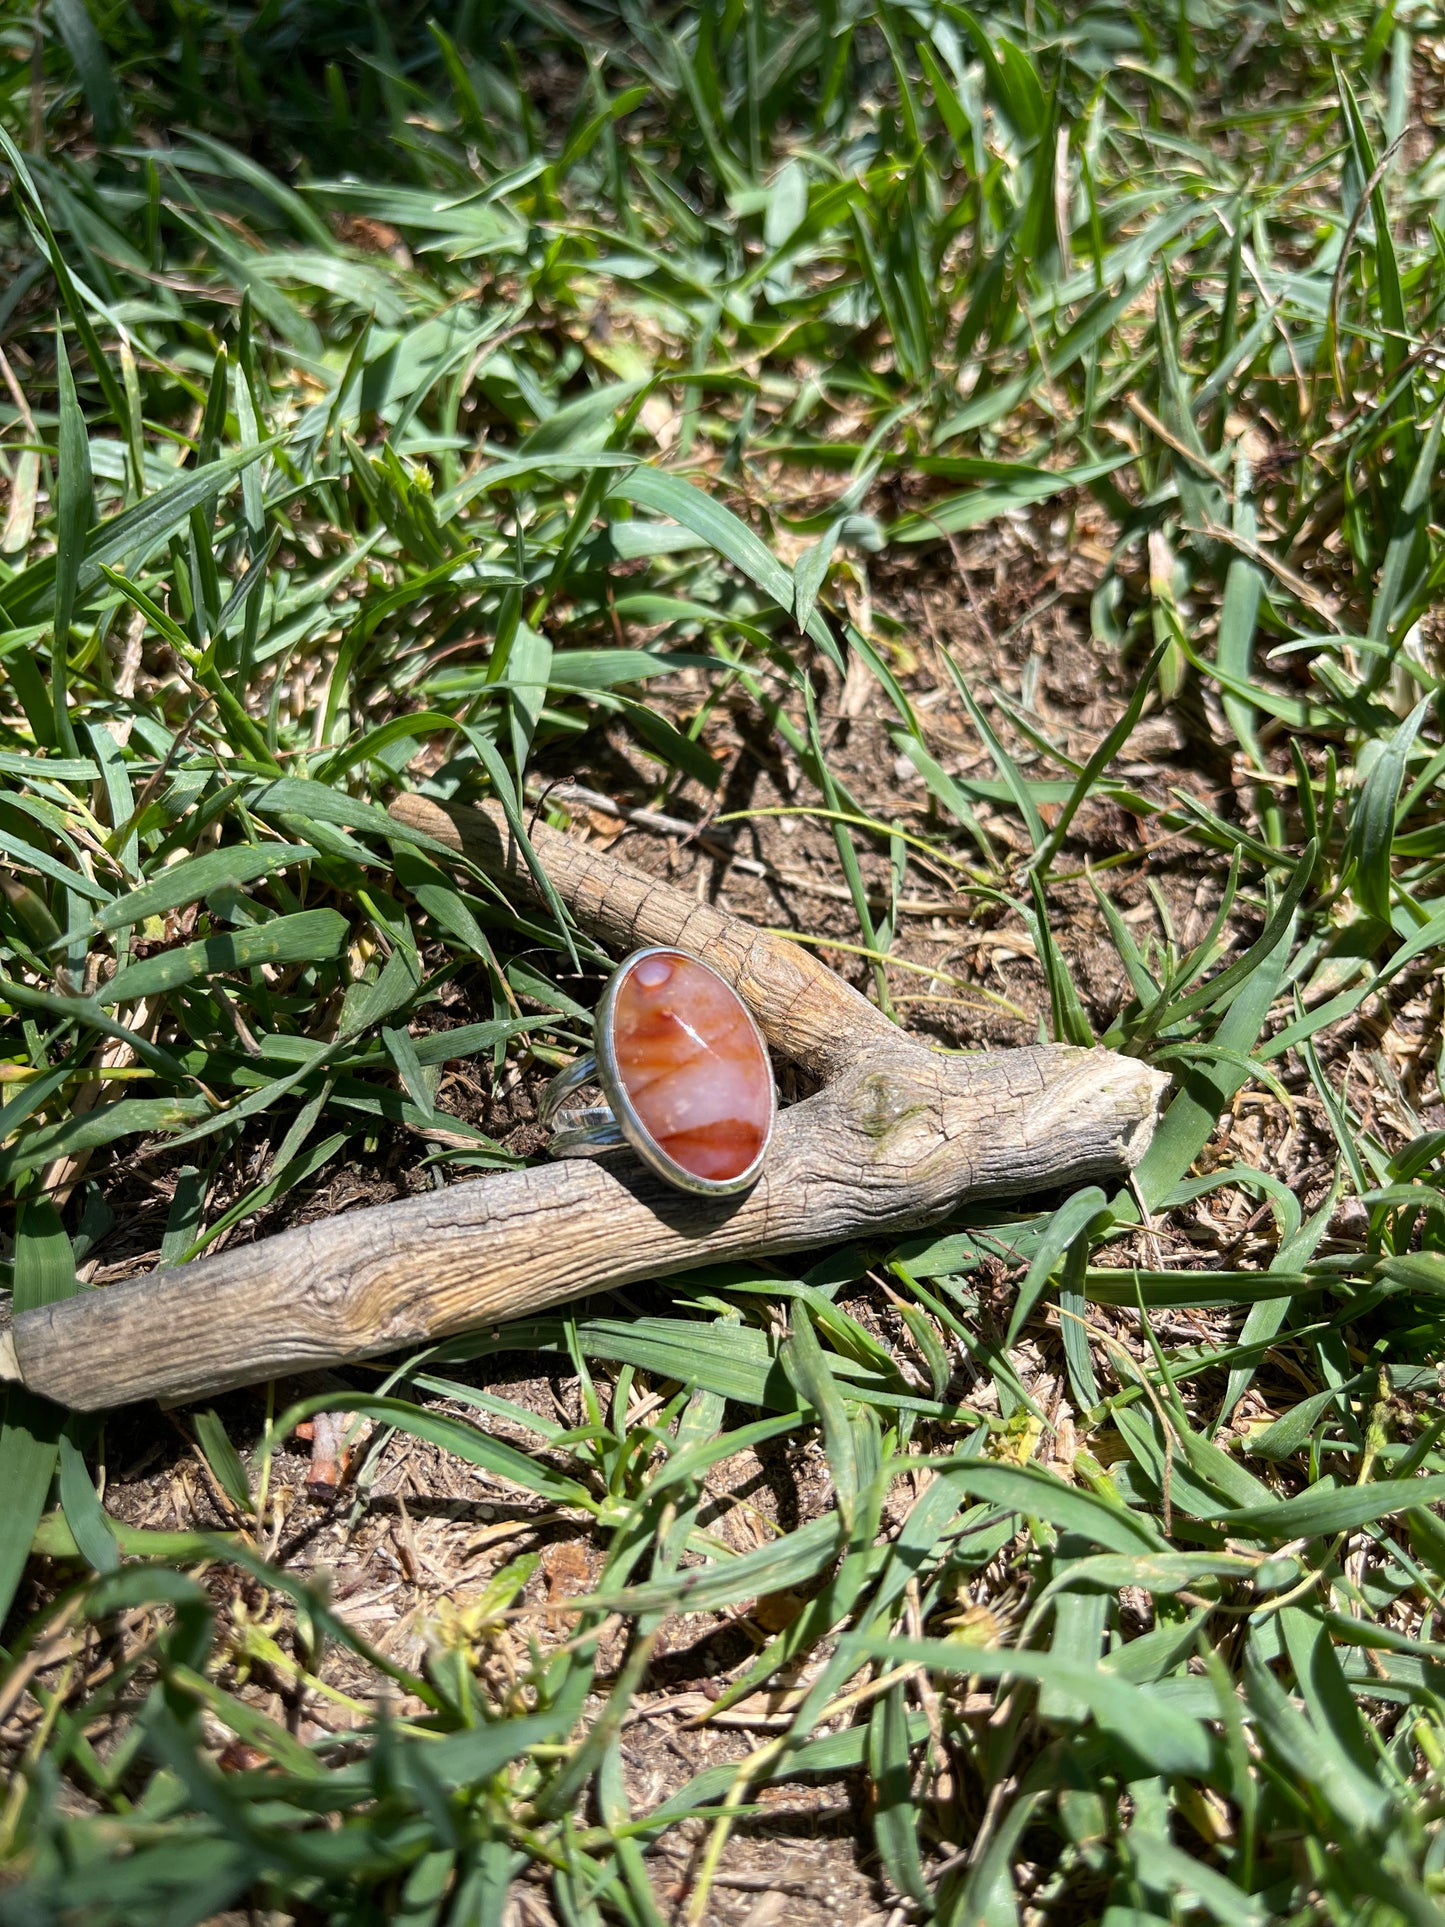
[609,950,772,1183]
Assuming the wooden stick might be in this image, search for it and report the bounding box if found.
[402,791,894,1080]
[2,798,1168,1410]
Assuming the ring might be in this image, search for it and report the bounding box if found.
[539,946,776,1197]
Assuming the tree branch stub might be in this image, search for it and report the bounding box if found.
[386,792,897,1081]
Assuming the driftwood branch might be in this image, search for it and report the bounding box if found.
[3,797,1169,1411]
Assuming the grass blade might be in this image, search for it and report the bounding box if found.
[0,1200,77,1630]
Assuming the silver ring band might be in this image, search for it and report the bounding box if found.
[537,1053,627,1158]
[537,1051,602,1127]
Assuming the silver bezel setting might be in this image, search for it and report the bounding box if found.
[547,945,776,1198]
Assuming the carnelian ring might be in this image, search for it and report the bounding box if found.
[540,946,776,1196]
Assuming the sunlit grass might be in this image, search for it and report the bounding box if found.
[2,2,1445,1921]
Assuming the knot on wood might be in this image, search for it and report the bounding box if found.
[844,1064,937,1142]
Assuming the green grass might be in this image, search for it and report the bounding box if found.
[3,0,1445,1921]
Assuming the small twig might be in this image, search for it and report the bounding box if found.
[1327,129,1411,403]
[0,1605,82,1730]
[535,781,971,916]
[1186,518,1340,627]
[1125,394,1234,492]
[0,342,38,438]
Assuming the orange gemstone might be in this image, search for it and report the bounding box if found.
[609,950,772,1183]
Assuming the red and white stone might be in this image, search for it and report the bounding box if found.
[609,950,771,1183]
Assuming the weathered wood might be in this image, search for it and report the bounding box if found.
[3,798,1169,1410]
[386,791,893,1080]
